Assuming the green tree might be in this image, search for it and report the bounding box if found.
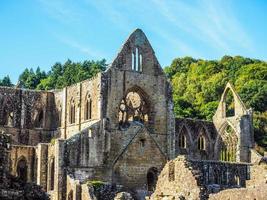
[0,75,13,87]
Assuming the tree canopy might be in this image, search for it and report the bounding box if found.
[16,59,107,90]
[0,75,13,87]
[165,55,267,151]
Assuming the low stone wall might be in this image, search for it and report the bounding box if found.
[149,156,250,200]
[210,161,267,200]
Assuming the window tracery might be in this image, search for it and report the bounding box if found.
[118,90,149,129]
[220,124,238,162]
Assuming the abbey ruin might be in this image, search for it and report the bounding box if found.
[0,29,266,200]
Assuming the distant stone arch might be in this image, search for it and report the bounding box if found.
[16,157,28,182]
[147,167,158,191]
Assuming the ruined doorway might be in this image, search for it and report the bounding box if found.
[147,167,158,191]
[17,158,28,182]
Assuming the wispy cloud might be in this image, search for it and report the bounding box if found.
[57,35,106,59]
[37,0,82,24]
[151,0,254,54]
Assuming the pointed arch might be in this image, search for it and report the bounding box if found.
[69,98,75,124]
[84,93,92,120]
[196,126,210,151]
[225,88,235,117]
[219,122,238,162]
[219,82,248,118]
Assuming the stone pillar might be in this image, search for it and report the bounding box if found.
[36,143,48,190]
[54,139,66,200]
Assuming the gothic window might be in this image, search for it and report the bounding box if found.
[178,132,186,149]
[69,99,75,124]
[198,135,205,150]
[220,124,237,162]
[131,47,143,72]
[225,89,235,117]
[84,94,92,120]
[234,174,240,186]
[118,89,149,129]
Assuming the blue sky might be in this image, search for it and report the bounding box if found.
[0,0,266,83]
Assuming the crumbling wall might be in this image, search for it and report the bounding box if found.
[209,161,267,200]
[150,156,250,200]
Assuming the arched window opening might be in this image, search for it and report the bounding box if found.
[225,90,235,117]
[220,124,237,162]
[50,158,55,190]
[68,190,73,200]
[131,47,143,72]
[234,174,240,186]
[179,133,186,149]
[17,158,28,182]
[118,90,149,129]
[131,52,135,70]
[147,167,158,192]
[198,136,205,150]
[135,47,139,71]
[139,54,143,72]
[85,95,92,120]
[69,99,75,124]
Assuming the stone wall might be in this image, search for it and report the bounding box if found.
[0,87,57,145]
[209,160,267,200]
[53,74,102,139]
[174,118,218,160]
[150,156,250,200]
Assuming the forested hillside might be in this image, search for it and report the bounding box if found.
[0,56,266,151]
[165,55,267,151]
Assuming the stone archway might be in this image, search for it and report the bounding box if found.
[17,158,28,182]
[147,167,158,191]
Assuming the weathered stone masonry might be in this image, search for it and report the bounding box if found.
[0,29,265,200]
